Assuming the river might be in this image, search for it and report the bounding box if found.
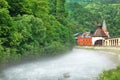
[0,48,119,80]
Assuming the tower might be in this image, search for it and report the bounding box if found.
[93,23,107,37]
[102,20,110,38]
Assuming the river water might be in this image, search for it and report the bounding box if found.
[0,49,119,80]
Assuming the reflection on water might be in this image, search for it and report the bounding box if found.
[0,49,119,80]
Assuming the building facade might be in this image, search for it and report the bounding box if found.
[77,20,120,47]
[104,37,120,46]
[92,22,109,46]
[77,20,109,46]
[77,36,92,46]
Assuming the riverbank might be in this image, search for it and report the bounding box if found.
[75,46,120,54]
[75,46,120,63]
[75,46,120,80]
[97,66,120,80]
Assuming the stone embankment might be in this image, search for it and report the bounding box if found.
[75,46,120,53]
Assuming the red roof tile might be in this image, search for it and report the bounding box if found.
[93,24,108,37]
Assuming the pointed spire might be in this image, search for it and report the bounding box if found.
[102,20,107,28]
[102,20,110,38]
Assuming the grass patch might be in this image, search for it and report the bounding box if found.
[98,67,120,80]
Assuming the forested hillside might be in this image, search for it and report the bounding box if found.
[66,0,120,37]
[67,0,120,4]
[0,0,74,63]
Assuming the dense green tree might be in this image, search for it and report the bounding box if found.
[0,0,74,63]
[67,0,120,4]
[49,0,57,15]
[66,2,96,33]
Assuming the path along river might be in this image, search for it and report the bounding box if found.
[0,48,120,80]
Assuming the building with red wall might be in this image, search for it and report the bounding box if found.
[77,36,92,46]
[77,20,109,46]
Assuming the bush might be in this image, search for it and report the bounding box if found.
[44,41,67,56]
[98,67,120,80]
[0,46,21,63]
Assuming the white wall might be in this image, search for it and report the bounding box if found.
[118,38,120,46]
[92,37,105,45]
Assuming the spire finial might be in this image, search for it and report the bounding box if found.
[102,20,106,28]
[102,20,110,38]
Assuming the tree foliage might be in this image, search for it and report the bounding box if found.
[0,0,74,63]
[98,67,120,80]
[66,1,120,37]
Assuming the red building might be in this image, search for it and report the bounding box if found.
[77,20,109,46]
[77,36,92,46]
